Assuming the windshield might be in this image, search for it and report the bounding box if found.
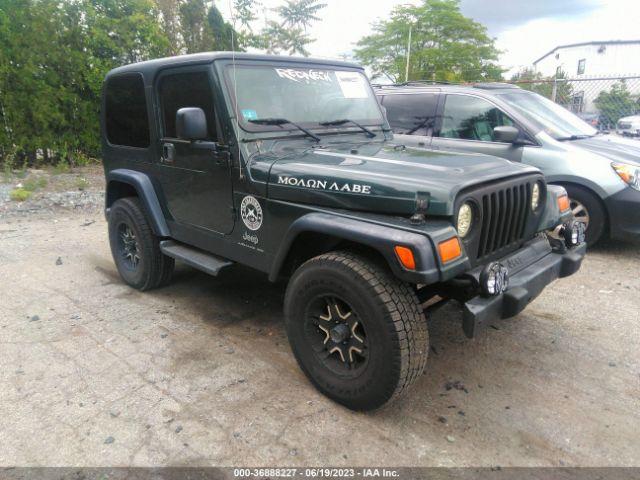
[225,65,384,133]
[499,91,597,140]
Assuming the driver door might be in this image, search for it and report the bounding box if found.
[431,94,525,162]
[154,67,234,234]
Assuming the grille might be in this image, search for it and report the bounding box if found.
[476,182,532,260]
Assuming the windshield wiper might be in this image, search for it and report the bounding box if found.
[556,134,595,141]
[248,118,320,142]
[319,119,376,138]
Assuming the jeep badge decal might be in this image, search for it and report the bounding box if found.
[240,195,263,231]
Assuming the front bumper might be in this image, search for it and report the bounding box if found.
[604,187,640,241]
[461,237,586,338]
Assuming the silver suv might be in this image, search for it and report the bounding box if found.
[376,83,640,245]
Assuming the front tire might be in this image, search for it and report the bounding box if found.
[284,251,429,411]
[564,185,606,246]
[108,197,174,291]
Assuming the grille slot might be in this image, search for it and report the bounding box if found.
[477,182,531,260]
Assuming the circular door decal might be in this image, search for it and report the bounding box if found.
[240,195,263,231]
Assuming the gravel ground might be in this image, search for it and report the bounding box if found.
[0,166,104,218]
[0,171,639,467]
[0,167,640,466]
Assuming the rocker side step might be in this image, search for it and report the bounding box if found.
[160,240,234,276]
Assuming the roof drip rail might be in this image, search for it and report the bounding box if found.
[372,80,458,88]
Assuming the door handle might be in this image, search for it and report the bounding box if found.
[162,143,175,164]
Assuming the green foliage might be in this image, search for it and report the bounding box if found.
[0,0,170,167]
[276,0,325,30]
[22,176,47,191]
[258,0,326,56]
[53,161,71,175]
[355,0,503,83]
[510,68,574,104]
[595,81,639,126]
[76,177,89,191]
[10,188,32,201]
[208,5,236,51]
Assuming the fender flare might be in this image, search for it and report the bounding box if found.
[268,212,440,284]
[106,169,170,237]
[546,174,609,200]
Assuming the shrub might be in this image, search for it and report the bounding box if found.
[23,177,48,191]
[10,188,32,202]
[75,177,88,191]
[53,161,71,175]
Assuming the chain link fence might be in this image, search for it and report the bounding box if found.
[509,75,640,133]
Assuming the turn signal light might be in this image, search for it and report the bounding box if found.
[557,194,570,212]
[438,237,462,264]
[394,246,416,270]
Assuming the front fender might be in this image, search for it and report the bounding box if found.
[106,169,170,237]
[269,212,441,284]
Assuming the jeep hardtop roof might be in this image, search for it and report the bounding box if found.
[106,52,363,79]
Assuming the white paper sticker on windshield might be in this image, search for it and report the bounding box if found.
[335,71,368,98]
[275,68,331,83]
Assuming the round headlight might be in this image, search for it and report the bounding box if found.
[531,183,541,210]
[457,202,473,238]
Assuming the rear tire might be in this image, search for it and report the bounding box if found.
[108,197,174,291]
[563,185,606,246]
[284,251,429,411]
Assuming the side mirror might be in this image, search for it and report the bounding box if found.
[493,125,520,144]
[176,107,207,141]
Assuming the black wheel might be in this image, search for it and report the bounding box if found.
[284,251,429,411]
[563,185,606,246]
[108,197,174,291]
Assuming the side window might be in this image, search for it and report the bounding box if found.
[105,74,150,148]
[439,95,515,142]
[577,59,586,75]
[158,71,217,140]
[383,93,438,135]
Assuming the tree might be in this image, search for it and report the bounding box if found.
[276,0,324,30]
[510,67,573,104]
[0,0,170,165]
[354,0,503,83]
[595,81,639,126]
[207,4,236,51]
[258,0,326,56]
[156,0,183,54]
[179,0,209,53]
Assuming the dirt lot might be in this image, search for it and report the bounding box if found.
[1,169,639,467]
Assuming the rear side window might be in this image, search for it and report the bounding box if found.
[383,93,438,135]
[158,71,217,140]
[105,74,150,148]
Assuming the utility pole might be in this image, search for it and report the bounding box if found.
[405,25,412,83]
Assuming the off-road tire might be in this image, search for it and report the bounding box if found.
[563,185,606,246]
[284,250,429,411]
[108,197,174,291]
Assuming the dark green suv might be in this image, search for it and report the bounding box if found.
[102,53,585,410]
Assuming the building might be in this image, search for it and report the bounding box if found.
[534,40,640,78]
[533,40,640,114]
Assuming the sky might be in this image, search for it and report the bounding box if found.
[220,0,640,78]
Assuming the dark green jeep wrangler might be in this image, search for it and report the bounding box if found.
[102,53,586,410]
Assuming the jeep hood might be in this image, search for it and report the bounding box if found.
[260,143,539,216]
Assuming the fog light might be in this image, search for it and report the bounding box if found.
[480,262,509,297]
[562,220,585,246]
